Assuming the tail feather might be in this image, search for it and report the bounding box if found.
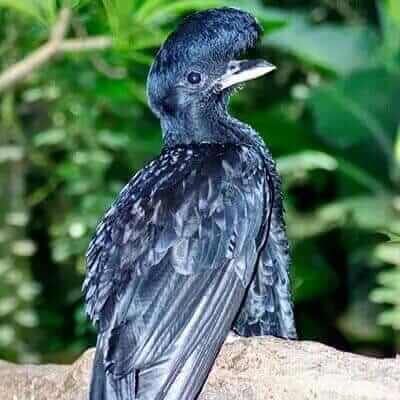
[137,266,243,400]
[232,219,297,339]
[90,264,245,400]
[89,347,107,400]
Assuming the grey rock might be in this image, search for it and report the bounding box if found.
[0,337,399,400]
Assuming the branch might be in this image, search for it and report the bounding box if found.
[50,7,71,42]
[0,8,71,92]
[0,9,114,93]
[59,37,113,52]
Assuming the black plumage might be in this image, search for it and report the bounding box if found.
[83,7,296,400]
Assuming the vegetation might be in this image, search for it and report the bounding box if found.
[0,0,399,363]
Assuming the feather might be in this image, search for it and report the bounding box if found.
[233,156,297,339]
[84,143,266,399]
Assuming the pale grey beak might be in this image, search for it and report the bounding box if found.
[216,59,276,91]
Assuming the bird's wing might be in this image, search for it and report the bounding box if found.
[233,163,297,339]
[83,144,265,387]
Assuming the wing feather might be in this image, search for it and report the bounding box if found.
[233,158,297,339]
[83,144,266,390]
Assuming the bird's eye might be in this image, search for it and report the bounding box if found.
[187,72,202,85]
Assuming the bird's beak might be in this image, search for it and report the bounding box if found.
[216,59,276,91]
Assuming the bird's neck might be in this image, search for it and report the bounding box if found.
[160,101,265,150]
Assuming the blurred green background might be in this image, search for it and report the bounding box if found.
[0,0,399,364]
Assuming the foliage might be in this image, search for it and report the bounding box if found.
[0,0,399,362]
[371,235,400,329]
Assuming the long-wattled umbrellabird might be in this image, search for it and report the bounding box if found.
[83,7,297,400]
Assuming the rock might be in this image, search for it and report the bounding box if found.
[0,337,399,400]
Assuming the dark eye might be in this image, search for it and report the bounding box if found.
[187,72,201,84]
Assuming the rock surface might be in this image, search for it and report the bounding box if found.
[0,337,399,400]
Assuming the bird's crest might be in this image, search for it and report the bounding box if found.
[158,7,262,68]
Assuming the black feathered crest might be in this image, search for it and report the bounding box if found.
[156,7,262,70]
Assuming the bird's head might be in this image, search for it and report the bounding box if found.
[147,7,275,144]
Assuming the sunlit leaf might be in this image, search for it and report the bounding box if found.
[374,241,400,265]
[0,0,46,23]
[11,240,36,257]
[34,129,66,147]
[98,130,130,149]
[378,309,400,329]
[14,310,38,327]
[102,0,136,46]
[387,0,400,26]
[278,150,338,175]
[140,0,224,24]
[288,195,398,240]
[0,146,24,163]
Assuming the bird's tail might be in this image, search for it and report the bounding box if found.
[232,212,297,339]
[89,264,245,400]
[89,345,107,400]
[135,267,244,400]
[89,346,137,400]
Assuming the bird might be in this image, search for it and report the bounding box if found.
[83,7,297,400]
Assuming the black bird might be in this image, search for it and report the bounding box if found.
[83,7,296,400]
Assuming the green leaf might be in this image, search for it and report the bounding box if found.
[278,150,338,176]
[277,150,341,188]
[265,16,379,75]
[395,126,400,163]
[228,1,290,32]
[292,241,337,302]
[308,68,400,152]
[318,196,397,233]
[129,51,154,65]
[371,240,400,330]
[334,157,387,194]
[130,30,167,51]
[140,0,224,24]
[63,0,91,10]
[242,104,318,154]
[102,0,136,45]
[136,0,182,20]
[378,1,400,67]
[98,131,130,150]
[337,301,386,341]
[387,0,400,26]
[0,0,46,23]
[288,195,398,240]
[42,0,56,22]
[378,309,400,329]
[374,241,400,266]
[34,129,66,147]
[371,268,400,330]
[140,0,289,32]
[102,0,288,53]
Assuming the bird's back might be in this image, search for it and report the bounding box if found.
[83,142,269,400]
